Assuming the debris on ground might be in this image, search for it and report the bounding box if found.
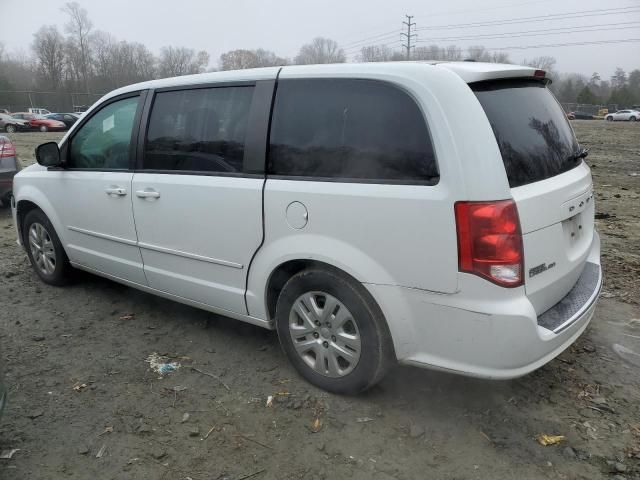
[409,424,426,438]
[95,444,107,458]
[98,426,114,436]
[146,352,181,376]
[190,366,230,391]
[73,382,88,392]
[181,413,190,423]
[612,343,640,367]
[310,418,322,433]
[27,410,44,419]
[356,417,374,423]
[119,313,135,321]
[536,434,566,446]
[0,449,19,459]
[266,395,274,408]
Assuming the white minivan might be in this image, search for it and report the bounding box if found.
[12,62,601,393]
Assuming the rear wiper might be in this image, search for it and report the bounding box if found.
[567,148,589,163]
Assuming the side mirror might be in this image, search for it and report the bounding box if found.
[35,142,62,167]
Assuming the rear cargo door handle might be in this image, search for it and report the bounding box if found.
[136,188,160,200]
[105,186,127,196]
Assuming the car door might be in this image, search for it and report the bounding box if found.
[131,80,274,315]
[39,92,147,284]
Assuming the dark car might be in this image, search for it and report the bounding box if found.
[45,113,80,130]
[570,111,595,120]
[0,136,21,206]
[0,113,30,133]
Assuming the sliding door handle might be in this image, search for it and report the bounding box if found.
[105,186,127,196]
[136,189,160,199]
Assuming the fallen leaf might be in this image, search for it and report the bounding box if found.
[73,383,88,392]
[98,426,113,436]
[356,417,374,423]
[311,418,322,433]
[119,313,135,321]
[536,434,566,446]
[266,395,274,408]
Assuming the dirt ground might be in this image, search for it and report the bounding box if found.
[0,122,639,480]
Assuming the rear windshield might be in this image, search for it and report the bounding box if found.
[472,79,580,188]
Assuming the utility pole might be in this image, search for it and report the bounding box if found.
[401,15,416,60]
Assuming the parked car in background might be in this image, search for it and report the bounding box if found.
[10,113,66,132]
[12,62,601,393]
[0,136,20,206]
[45,113,80,130]
[0,109,10,115]
[569,111,595,120]
[0,114,30,133]
[605,110,639,121]
[28,107,51,115]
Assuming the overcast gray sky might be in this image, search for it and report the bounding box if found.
[1,0,639,77]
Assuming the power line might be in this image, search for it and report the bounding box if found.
[478,38,640,51]
[414,5,640,31]
[401,15,417,60]
[414,21,640,43]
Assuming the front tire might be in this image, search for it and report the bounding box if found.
[630,116,637,122]
[5,124,16,133]
[23,209,72,285]
[39,125,48,132]
[275,268,394,394]
[606,116,613,122]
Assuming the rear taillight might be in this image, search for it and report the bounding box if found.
[0,139,16,158]
[454,200,524,287]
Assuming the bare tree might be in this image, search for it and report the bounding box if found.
[62,2,93,93]
[32,25,66,90]
[219,48,287,70]
[157,46,209,77]
[92,32,156,89]
[358,45,394,63]
[295,37,345,65]
[524,56,556,73]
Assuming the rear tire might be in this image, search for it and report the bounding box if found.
[5,124,16,133]
[23,209,72,286]
[275,268,395,394]
[39,125,48,132]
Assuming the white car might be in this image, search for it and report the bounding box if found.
[605,109,639,121]
[11,62,601,393]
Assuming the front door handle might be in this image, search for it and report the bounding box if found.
[105,186,127,196]
[136,189,160,199]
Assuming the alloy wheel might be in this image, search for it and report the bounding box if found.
[288,291,361,378]
[29,222,56,275]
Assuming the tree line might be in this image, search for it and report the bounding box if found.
[0,2,638,108]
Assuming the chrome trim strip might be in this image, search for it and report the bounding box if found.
[138,242,244,269]
[68,226,138,246]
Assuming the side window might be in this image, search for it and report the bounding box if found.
[268,79,438,183]
[68,95,139,169]
[143,86,254,173]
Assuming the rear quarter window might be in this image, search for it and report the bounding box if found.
[472,79,581,188]
[268,78,438,184]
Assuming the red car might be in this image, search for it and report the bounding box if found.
[10,113,66,132]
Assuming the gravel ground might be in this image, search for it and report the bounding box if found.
[0,121,638,480]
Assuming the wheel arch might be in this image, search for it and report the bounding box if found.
[246,235,397,322]
[15,188,66,247]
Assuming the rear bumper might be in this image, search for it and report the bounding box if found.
[365,231,601,380]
